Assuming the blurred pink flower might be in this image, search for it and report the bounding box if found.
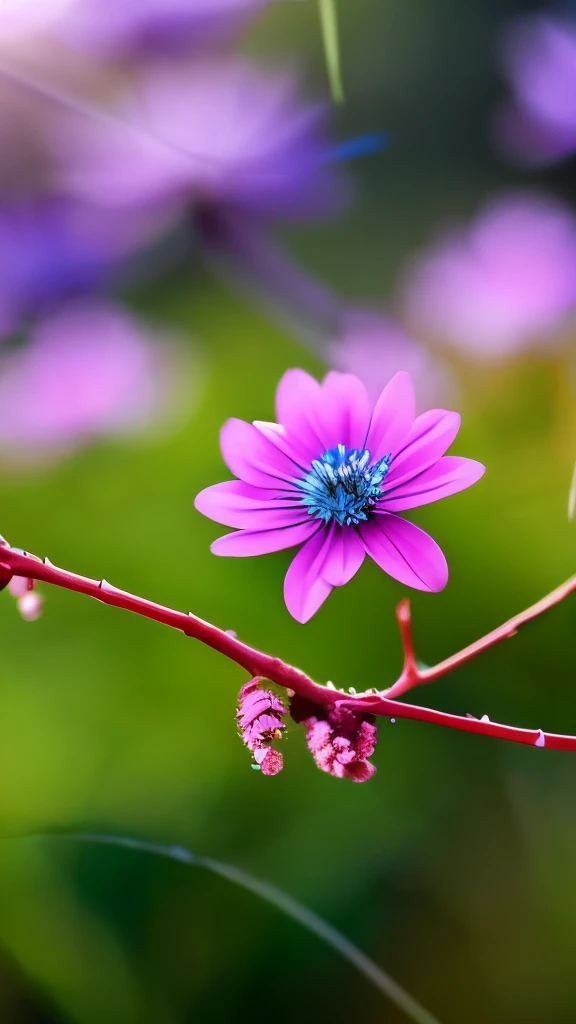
[195,368,484,622]
[399,193,576,359]
[0,0,75,40]
[8,576,44,621]
[0,302,181,464]
[60,0,271,58]
[58,58,345,227]
[333,310,454,409]
[495,14,576,166]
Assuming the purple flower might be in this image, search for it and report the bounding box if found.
[399,193,576,359]
[60,0,271,58]
[0,301,180,464]
[195,369,484,622]
[495,15,576,166]
[59,58,345,227]
[237,678,287,775]
[333,310,454,409]
[291,697,377,782]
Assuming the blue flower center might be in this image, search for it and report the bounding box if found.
[298,444,391,527]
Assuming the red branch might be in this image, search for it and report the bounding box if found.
[1,540,576,753]
[386,579,576,699]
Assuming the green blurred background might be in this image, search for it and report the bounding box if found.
[2,0,576,1021]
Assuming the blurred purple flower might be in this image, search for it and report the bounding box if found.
[0,199,140,338]
[399,193,576,359]
[0,302,180,463]
[195,368,484,622]
[495,14,576,166]
[60,0,271,58]
[237,677,287,775]
[333,310,454,409]
[58,58,346,228]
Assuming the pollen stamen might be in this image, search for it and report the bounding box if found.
[298,444,391,526]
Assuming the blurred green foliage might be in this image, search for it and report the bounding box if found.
[1,1,576,1022]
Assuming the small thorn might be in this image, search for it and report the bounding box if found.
[225,629,237,638]
[390,718,396,724]
[349,686,357,694]
[480,714,490,723]
[326,681,336,690]
[535,729,546,748]
[44,556,54,567]
[98,579,116,592]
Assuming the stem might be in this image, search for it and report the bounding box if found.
[341,694,575,751]
[395,598,419,692]
[0,543,332,708]
[2,541,576,752]
[386,577,576,699]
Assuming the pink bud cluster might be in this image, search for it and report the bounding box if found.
[237,677,287,776]
[292,697,378,782]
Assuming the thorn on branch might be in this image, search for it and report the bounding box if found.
[98,579,119,594]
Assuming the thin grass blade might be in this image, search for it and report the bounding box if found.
[318,0,344,103]
[10,833,443,1024]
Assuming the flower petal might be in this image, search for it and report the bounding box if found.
[253,420,313,469]
[360,513,448,592]
[314,371,371,450]
[386,409,461,487]
[195,480,304,528]
[211,518,318,557]
[220,417,304,488]
[275,368,326,458]
[365,371,416,460]
[379,456,485,511]
[284,528,333,622]
[320,527,365,587]
[276,369,372,456]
